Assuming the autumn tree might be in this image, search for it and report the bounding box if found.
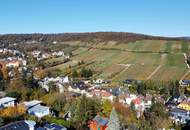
[1,66,8,80]
[0,105,26,118]
[102,100,113,117]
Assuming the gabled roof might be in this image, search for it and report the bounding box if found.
[23,100,42,109]
[171,107,188,114]
[0,97,16,104]
[181,80,190,84]
[0,120,36,130]
[123,79,136,84]
[44,123,67,130]
[132,98,141,104]
[28,105,49,113]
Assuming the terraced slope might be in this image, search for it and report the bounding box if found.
[46,40,190,82]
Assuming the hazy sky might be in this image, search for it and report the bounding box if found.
[0,0,189,36]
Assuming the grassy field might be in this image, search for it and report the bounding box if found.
[45,40,190,82]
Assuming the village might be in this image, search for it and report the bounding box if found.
[0,44,190,130]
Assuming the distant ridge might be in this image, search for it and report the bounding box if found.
[0,32,189,43]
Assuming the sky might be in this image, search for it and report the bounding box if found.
[0,0,189,36]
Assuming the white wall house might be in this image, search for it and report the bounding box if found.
[27,105,50,118]
[68,86,87,94]
[6,61,20,68]
[0,97,16,108]
[23,100,50,118]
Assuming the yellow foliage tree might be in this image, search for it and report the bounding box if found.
[1,66,8,80]
[0,105,26,118]
[102,100,113,117]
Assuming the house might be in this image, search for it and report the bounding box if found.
[88,115,108,130]
[87,89,114,101]
[68,85,87,94]
[6,60,20,68]
[132,97,145,118]
[179,80,190,87]
[170,108,190,124]
[42,53,50,59]
[0,120,36,130]
[118,93,137,105]
[93,79,104,84]
[52,51,64,57]
[178,101,190,111]
[0,97,16,109]
[53,41,57,44]
[106,88,121,96]
[123,79,136,87]
[23,100,50,118]
[166,95,186,109]
[39,76,69,92]
[144,95,152,109]
[55,83,64,93]
[43,123,67,130]
[32,50,41,58]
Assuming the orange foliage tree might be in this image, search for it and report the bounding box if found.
[0,105,26,118]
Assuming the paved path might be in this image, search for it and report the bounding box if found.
[146,65,162,80]
[118,64,131,75]
[181,70,190,80]
[112,64,131,79]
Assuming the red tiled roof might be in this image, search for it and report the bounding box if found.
[132,98,141,104]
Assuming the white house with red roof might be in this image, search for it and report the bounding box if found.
[87,89,114,101]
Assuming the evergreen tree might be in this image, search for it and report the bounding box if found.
[107,107,121,130]
[0,69,5,91]
[71,69,78,78]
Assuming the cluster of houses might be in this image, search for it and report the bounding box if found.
[0,57,27,68]
[0,97,50,118]
[0,56,30,79]
[66,79,154,118]
[0,48,25,58]
[31,50,69,61]
[0,120,67,130]
[0,96,67,130]
[179,79,190,87]
[38,76,69,93]
[166,95,190,124]
[0,48,29,79]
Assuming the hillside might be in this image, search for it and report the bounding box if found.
[41,39,190,82]
[0,32,188,43]
[0,32,190,82]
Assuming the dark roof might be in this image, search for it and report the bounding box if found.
[44,123,54,129]
[123,79,136,84]
[72,82,87,90]
[106,88,121,96]
[0,120,35,130]
[36,127,46,130]
[44,123,67,130]
[182,80,190,84]
[52,124,66,130]
[170,108,188,114]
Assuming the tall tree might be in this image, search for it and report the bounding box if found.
[107,107,121,130]
[102,100,113,117]
[0,69,5,90]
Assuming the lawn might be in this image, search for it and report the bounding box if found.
[151,53,188,81]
